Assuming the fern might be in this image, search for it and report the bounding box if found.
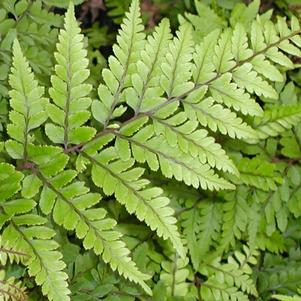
[45,4,95,148]
[0,163,69,301]
[200,246,258,300]
[1,0,301,299]
[160,256,190,297]
[0,270,27,301]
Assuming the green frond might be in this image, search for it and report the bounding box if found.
[255,105,301,139]
[92,0,145,127]
[2,221,70,301]
[185,1,225,42]
[219,187,250,251]
[230,0,260,29]
[160,257,190,297]
[25,145,152,295]
[250,54,284,82]
[213,29,236,74]
[126,18,172,113]
[117,125,235,190]
[201,280,249,301]
[0,270,27,301]
[46,3,95,148]
[152,112,238,174]
[202,246,258,298]
[85,148,185,259]
[258,256,301,296]
[229,158,283,191]
[232,64,278,99]
[196,201,222,263]
[6,40,48,161]
[160,21,194,97]
[192,30,220,84]
[2,1,301,299]
[181,201,223,270]
[184,95,258,140]
[280,128,301,159]
[209,73,263,116]
[181,208,201,269]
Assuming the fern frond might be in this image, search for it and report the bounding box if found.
[117,125,234,190]
[160,257,190,297]
[183,95,258,140]
[25,145,151,295]
[83,147,185,259]
[0,159,67,301]
[104,0,131,24]
[229,158,283,191]
[203,246,258,298]
[213,29,236,74]
[151,113,238,174]
[185,12,301,138]
[230,0,260,29]
[255,105,301,139]
[209,73,263,116]
[46,3,95,148]
[259,257,301,295]
[181,208,201,269]
[92,0,145,127]
[6,40,48,161]
[181,201,223,270]
[218,187,249,251]
[2,220,70,301]
[160,21,194,97]
[192,30,220,84]
[126,18,172,114]
[196,201,222,262]
[0,237,29,266]
[201,280,249,301]
[0,270,27,301]
[233,64,278,99]
[185,1,225,42]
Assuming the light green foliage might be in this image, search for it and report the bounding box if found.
[3,222,70,301]
[0,0,62,98]
[0,164,69,301]
[274,295,301,301]
[92,0,145,127]
[0,270,27,301]
[1,0,301,300]
[6,40,48,161]
[45,4,95,148]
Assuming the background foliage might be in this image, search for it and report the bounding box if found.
[1,0,301,300]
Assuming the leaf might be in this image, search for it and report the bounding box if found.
[46,3,92,148]
[2,222,70,301]
[233,63,278,99]
[160,21,194,97]
[92,0,145,126]
[255,104,301,139]
[87,149,186,259]
[210,73,263,116]
[184,96,258,140]
[0,163,23,202]
[7,39,48,160]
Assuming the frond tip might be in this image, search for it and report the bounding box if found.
[7,40,48,161]
[46,3,95,148]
